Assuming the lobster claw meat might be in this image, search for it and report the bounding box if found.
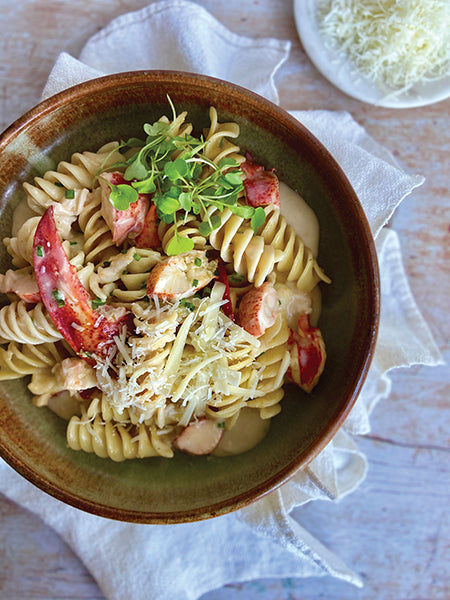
[146,250,217,300]
[237,281,279,337]
[99,171,149,245]
[135,203,160,249]
[215,259,234,321]
[241,152,280,208]
[33,206,129,361]
[288,314,326,393]
[174,418,224,455]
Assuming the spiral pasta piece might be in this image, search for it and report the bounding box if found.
[0,301,61,345]
[3,216,41,268]
[244,313,291,418]
[203,107,244,165]
[112,248,162,303]
[207,207,282,287]
[84,394,157,427]
[205,395,246,421]
[23,142,124,214]
[77,189,115,265]
[66,413,173,461]
[0,341,61,380]
[259,205,331,292]
[159,110,193,140]
[158,213,210,254]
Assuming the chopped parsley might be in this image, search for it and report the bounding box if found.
[180,298,195,311]
[65,189,75,199]
[52,289,65,307]
[35,245,44,257]
[92,297,106,310]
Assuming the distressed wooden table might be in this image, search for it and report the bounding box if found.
[0,1,448,599]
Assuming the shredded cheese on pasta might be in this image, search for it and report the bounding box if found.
[92,290,262,426]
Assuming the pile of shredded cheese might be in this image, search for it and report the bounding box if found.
[94,283,263,428]
[317,0,450,93]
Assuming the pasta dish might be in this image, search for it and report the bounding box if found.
[0,101,330,460]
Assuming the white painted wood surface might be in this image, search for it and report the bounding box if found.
[0,1,448,598]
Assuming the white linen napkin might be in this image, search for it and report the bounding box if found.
[0,2,443,599]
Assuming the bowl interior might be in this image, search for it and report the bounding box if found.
[0,71,379,522]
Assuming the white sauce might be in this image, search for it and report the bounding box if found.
[212,408,270,456]
[278,182,320,257]
[47,391,82,421]
[11,198,36,237]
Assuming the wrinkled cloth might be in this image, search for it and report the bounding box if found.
[0,2,443,599]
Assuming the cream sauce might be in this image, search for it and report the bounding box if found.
[11,198,36,237]
[278,182,319,257]
[212,408,270,456]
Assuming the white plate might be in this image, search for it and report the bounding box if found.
[294,0,450,108]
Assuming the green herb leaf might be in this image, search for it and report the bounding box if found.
[198,221,212,236]
[144,121,170,136]
[65,189,75,199]
[92,297,106,310]
[223,171,242,186]
[124,158,148,181]
[123,137,145,148]
[132,176,156,194]
[218,157,239,170]
[159,212,175,224]
[164,158,189,181]
[109,183,139,211]
[178,192,192,211]
[210,214,222,231]
[166,235,194,256]
[228,204,254,219]
[36,245,44,257]
[158,194,180,215]
[180,299,195,311]
[250,206,266,234]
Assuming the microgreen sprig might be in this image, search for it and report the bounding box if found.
[97,98,266,255]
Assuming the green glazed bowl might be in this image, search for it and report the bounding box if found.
[0,71,379,522]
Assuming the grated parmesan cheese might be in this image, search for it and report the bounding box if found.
[91,293,262,426]
[317,0,450,93]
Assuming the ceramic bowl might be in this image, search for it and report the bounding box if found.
[0,71,379,522]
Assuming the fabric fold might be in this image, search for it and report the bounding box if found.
[42,0,291,104]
